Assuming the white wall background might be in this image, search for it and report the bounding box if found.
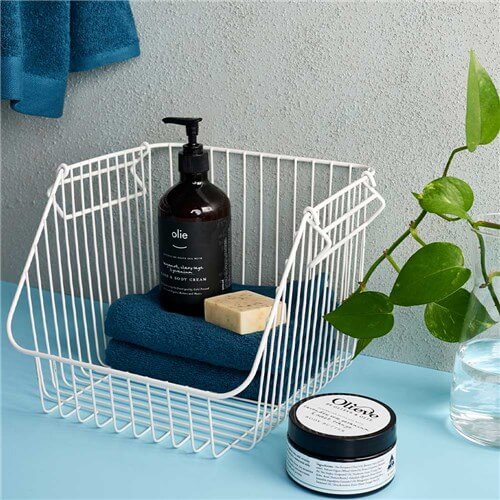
[1,1,499,370]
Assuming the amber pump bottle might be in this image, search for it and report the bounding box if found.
[158,117,231,315]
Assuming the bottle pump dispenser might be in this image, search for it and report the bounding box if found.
[162,117,209,174]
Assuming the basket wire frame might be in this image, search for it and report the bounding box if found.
[7,143,385,457]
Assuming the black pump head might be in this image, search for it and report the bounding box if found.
[162,116,209,174]
[162,117,202,145]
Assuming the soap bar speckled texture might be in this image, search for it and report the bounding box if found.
[204,290,286,334]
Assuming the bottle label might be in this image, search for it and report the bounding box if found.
[286,442,396,495]
[159,217,231,304]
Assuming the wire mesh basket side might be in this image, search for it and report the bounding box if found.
[6,143,384,456]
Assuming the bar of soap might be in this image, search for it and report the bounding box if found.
[204,290,286,334]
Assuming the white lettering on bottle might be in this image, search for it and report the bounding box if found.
[172,229,188,239]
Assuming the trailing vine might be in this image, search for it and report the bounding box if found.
[325,50,500,354]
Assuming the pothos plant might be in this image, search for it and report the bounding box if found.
[325,50,500,356]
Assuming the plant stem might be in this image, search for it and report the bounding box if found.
[410,226,426,246]
[357,146,467,292]
[443,146,468,176]
[488,271,500,282]
[473,228,500,315]
[383,251,401,272]
[469,217,500,315]
[474,220,500,230]
[438,214,461,222]
[481,271,500,288]
[358,211,426,291]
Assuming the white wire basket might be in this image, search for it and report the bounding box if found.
[7,142,385,458]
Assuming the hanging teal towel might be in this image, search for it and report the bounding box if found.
[1,1,140,118]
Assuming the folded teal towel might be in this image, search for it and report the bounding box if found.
[105,278,330,397]
[1,1,140,118]
[105,281,327,372]
[105,284,280,372]
[106,339,266,401]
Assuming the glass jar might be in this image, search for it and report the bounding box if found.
[450,213,500,447]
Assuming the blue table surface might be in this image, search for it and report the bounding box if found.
[1,281,499,500]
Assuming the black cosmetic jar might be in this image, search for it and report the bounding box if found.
[287,393,397,496]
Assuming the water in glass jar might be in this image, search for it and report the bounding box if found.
[450,337,500,447]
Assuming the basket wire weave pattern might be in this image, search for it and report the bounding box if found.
[6,143,385,457]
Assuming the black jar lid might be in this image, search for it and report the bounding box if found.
[288,393,397,460]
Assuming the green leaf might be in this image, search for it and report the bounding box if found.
[390,242,471,306]
[416,177,473,220]
[466,50,500,152]
[324,291,394,339]
[353,338,372,358]
[425,288,496,342]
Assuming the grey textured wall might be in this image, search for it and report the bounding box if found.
[1,1,499,371]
